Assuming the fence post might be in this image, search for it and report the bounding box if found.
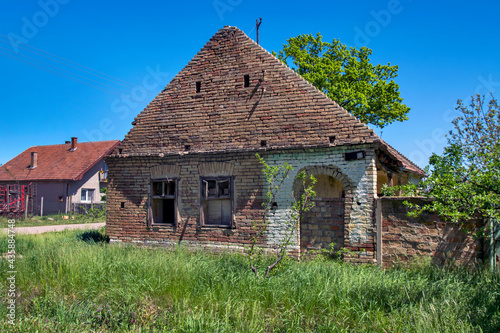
[69,196,72,219]
[25,195,29,220]
[40,197,44,217]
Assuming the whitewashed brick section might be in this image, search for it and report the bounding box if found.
[262,146,377,247]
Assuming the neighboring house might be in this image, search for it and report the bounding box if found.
[0,138,120,215]
[106,26,425,262]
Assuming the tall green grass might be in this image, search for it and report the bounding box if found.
[0,230,499,332]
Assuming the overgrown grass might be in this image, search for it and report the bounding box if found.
[0,230,499,332]
[0,213,104,228]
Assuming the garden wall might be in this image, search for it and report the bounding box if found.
[377,197,483,267]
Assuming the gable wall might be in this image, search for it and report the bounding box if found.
[70,160,107,204]
[116,27,376,157]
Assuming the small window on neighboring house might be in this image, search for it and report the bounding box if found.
[151,179,178,225]
[81,189,95,203]
[200,177,233,227]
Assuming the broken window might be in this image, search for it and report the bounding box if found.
[200,177,233,227]
[151,179,178,225]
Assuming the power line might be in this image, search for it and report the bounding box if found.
[0,34,164,95]
[0,36,138,90]
[0,50,123,97]
[0,45,130,95]
[0,34,148,91]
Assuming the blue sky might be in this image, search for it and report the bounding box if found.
[1,0,499,168]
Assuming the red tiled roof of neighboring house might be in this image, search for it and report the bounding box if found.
[0,140,120,182]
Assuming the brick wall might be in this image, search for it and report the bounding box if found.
[378,197,482,267]
[107,146,378,262]
[116,27,376,158]
[106,151,266,251]
[301,198,345,251]
[262,147,377,261]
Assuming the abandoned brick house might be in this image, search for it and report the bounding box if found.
[106,26,425,262]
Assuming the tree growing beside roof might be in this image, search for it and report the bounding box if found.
[274,33,410,129]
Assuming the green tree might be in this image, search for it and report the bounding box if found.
[389,94,500,232]
[274,33,410,128]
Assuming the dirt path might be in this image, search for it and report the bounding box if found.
[1,223,105,235]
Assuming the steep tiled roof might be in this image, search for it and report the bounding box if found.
[115,26,422,176]
[116,26,378,155]
[0,140,120,181]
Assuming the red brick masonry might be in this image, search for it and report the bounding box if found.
[379,197,482,267]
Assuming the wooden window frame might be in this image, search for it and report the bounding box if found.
[200,176,234,228]
[150,178,178,226]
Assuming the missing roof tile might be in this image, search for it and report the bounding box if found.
[244,75,250,87]
[260,140,267,147]
[196,81,201,93]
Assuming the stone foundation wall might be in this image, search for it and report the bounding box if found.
[379,197,482,267]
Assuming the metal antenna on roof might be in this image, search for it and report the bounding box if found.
[256,18,262,44]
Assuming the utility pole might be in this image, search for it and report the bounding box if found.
[256,18,262,45]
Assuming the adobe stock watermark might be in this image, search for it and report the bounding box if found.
[82,65,170,142]
[6,219,17,325]
[7,0,71,53]
[475,74,499,95]
[213,0,243,21]
[353,0,406,47]
[408,75,498,167]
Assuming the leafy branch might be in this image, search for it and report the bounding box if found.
[248,154,316,279]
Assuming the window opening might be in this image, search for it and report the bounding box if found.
[81,189,95,203]
[151,179,177,224]
[201,177,233,226]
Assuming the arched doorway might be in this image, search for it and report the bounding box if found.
[293,166,353,255]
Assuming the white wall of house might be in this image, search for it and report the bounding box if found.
[70,160,107,204]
